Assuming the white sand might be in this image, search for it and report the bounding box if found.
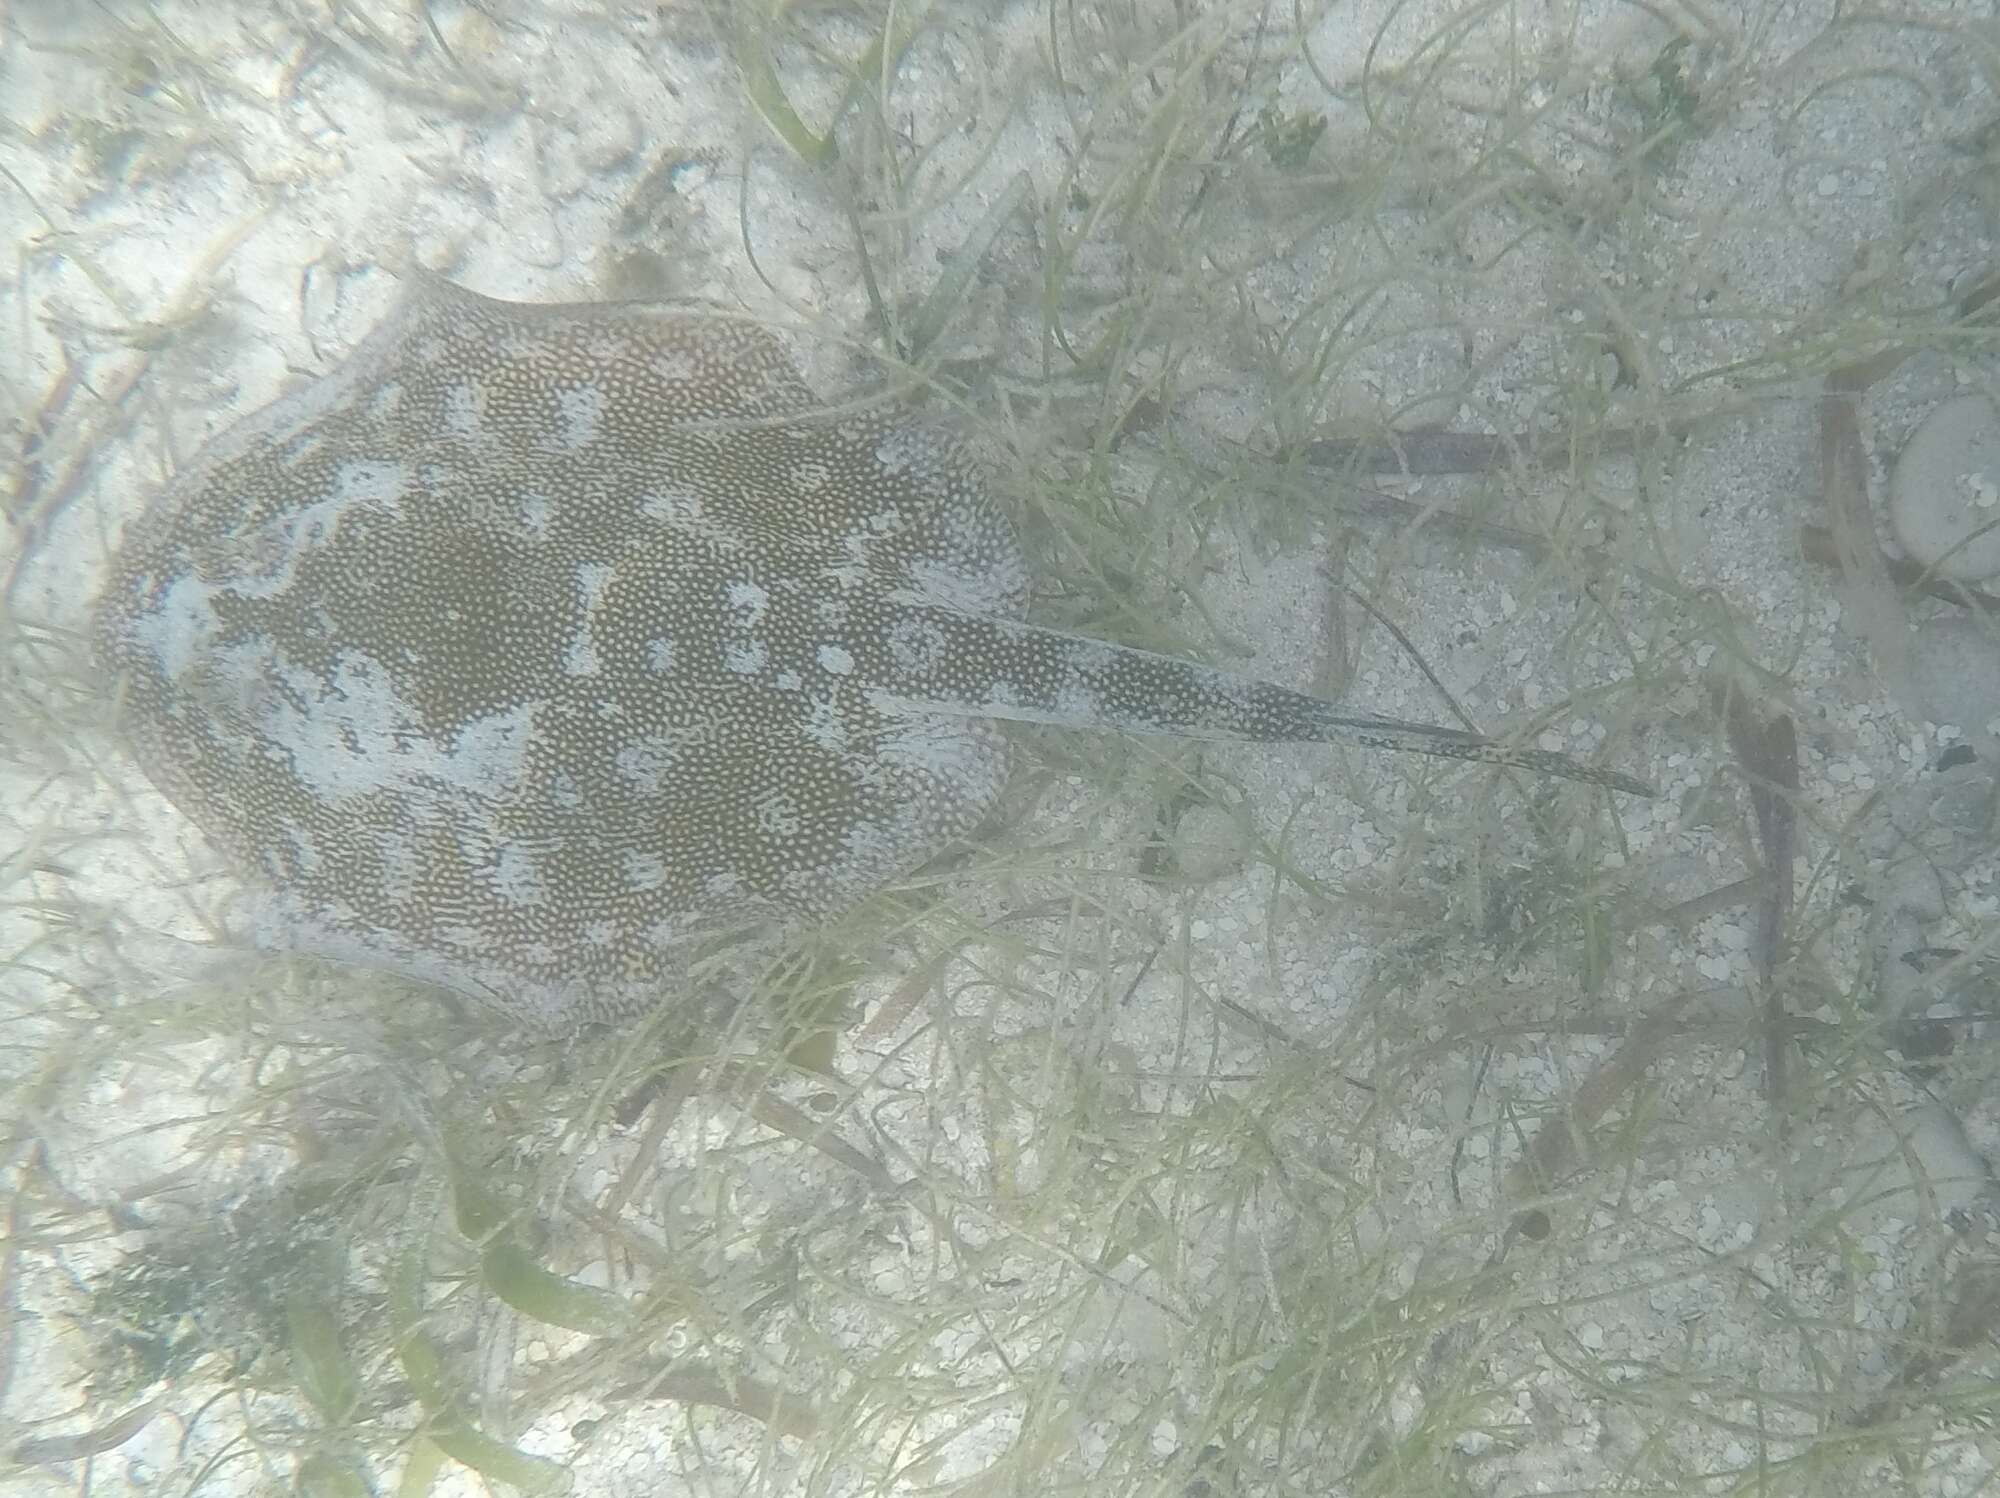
[4,2,1999,1494]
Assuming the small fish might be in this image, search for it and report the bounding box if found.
[94,275,1647,1031]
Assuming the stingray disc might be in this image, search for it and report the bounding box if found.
[96,276,1031,1028]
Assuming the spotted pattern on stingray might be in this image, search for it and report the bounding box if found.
[95,275,1648,1032]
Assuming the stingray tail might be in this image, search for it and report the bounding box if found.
[885,611,1653,796]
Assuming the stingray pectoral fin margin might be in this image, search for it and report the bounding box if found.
[887,610,1654,796]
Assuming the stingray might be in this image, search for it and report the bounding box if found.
[93,275,1649,1032]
